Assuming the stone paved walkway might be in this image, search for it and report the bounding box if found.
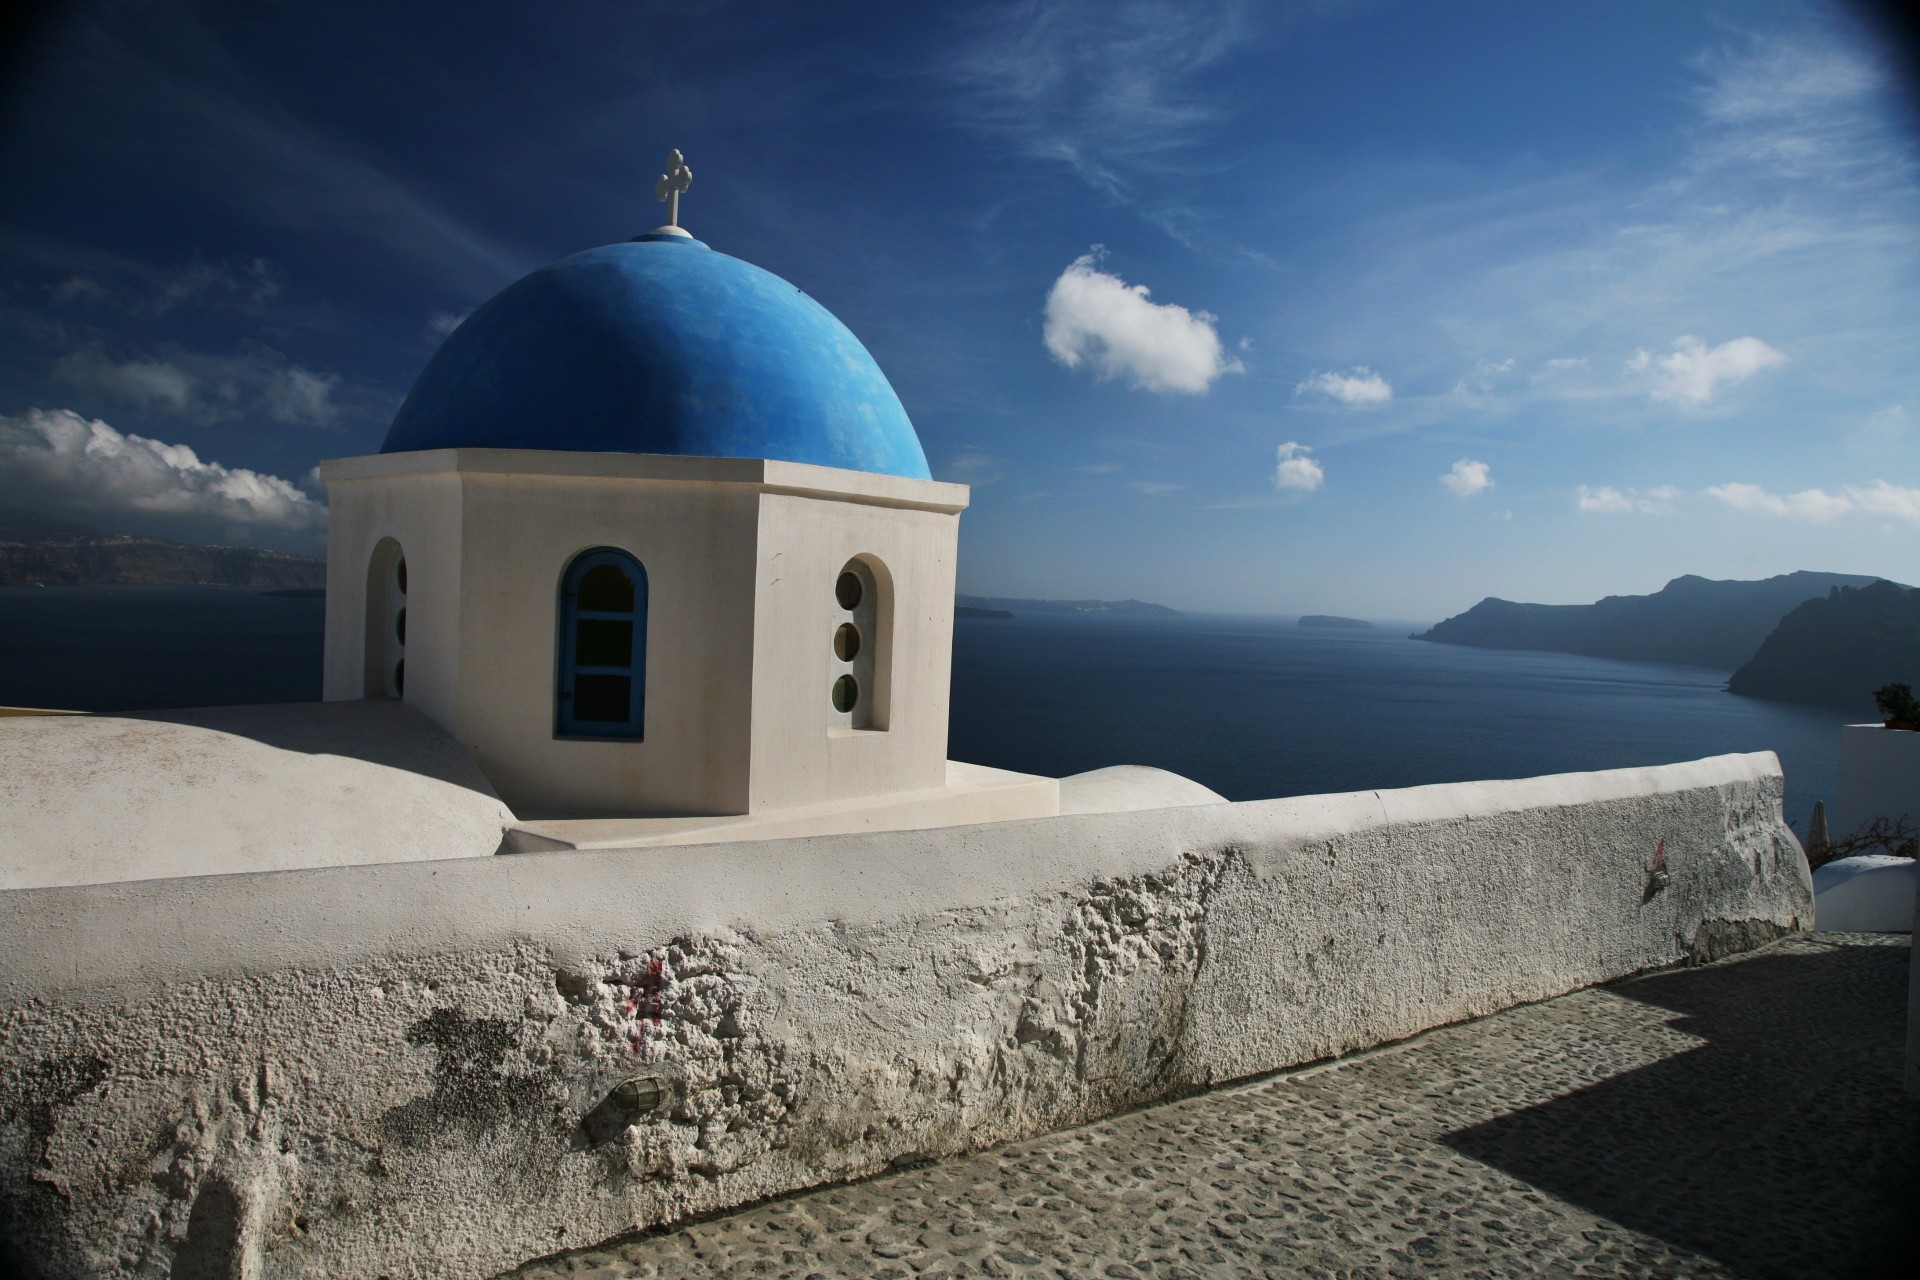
[507,934,1917,1279]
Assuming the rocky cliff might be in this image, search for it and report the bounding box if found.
[1726,580,1920,709]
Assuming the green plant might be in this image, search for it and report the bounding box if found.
[1873,682,1920,723]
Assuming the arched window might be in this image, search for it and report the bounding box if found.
[556,548,647,738]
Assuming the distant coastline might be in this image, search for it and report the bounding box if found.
[0,532,326,589]
[956,594,1179,618]
[1299,614,1373,630]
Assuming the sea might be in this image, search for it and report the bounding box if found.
[0,585,1860,836]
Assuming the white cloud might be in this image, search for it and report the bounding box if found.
[50,342,341,426]
[1294,366,1392,406]
[1576,485,1634,513]
[1576,484,1679,514]
[0,409,326,538]
[1440,459,1493,497]
[1273,441,1324,492]
[1127,481,1183,495]
[941,450,1003,485]
[50,347,194,411]
[1706,480,1920,524]
[1043,250,1241,394]
[1627,335,1786,404]
[262,367,341,426]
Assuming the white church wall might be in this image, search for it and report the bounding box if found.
[320,451,969,820]
[748,490,960,811]
[452,468,762,818]
[322,460,465,721]
[0,752,1810,1279]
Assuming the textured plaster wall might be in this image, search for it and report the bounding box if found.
[0,754,1809,1279]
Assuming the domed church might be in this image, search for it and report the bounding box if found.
[319,152,1061,845]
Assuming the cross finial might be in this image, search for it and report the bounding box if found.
[654,148,693,230]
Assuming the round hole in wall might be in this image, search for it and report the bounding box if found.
[832,674,858,713]
[395,606,407,645]
[394,658,406,697]
[396,556,408,595]
[835,571,863,611]
[833,623,860,662]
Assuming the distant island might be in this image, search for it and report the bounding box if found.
[1728,580,1920,710]
[956,595,1179,618]
[1,512,326,588]
[955,605,1014,620]
[1299,615,1373,630]
[1412,571,1888,671]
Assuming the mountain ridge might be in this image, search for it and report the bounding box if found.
[1413,571,1893,670]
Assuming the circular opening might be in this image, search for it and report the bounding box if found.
[395,606,407,645]
[835,570,863,611]
[831,674,859,713]
[393,658,406,698]
[395,556,408,595]
[833,623,861,662]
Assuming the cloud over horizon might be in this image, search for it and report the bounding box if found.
[1707,479,1920,524]
[0,408,327,545]
[1576,484,1681,514]
[1043,250,1241,394]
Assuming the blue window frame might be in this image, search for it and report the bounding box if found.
[556,548,647,738]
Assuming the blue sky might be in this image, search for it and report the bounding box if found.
[1,0,1916,620]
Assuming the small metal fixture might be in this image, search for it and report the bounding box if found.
[581,1074,669,1146]
[610,1075,666,1118]
[1645,838,1670,898]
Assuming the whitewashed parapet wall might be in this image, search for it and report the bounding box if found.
[0,753,1810,1279]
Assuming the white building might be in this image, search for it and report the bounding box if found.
[321,216,1064,845]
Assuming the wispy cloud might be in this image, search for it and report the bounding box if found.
[1044,249,1242,393]
[68,6,526,293]
[52,342,342,426]
[1440,458,1493,497]
[1706,480,1920,523]
[426,309,471,341]
[1295,367,1392,406]
[1626,336,1786,404]
[1273,441,1324,492]
[0,408,326,542]
[1575,484,1680,514]
[942,0,1246,200]
[1127,480,1183,495]
[940,450,1005,485]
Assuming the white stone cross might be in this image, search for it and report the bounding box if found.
[654,149,693,228]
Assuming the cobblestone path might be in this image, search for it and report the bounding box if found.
[507,934,1916,1279]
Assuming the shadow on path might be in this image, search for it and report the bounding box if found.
[1445,938,1918,1278]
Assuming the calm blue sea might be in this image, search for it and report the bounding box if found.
[0,587,1854,834]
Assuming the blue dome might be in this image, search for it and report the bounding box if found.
[381,234,931,480]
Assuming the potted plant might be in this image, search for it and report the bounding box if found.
[1873,682,1920,731]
